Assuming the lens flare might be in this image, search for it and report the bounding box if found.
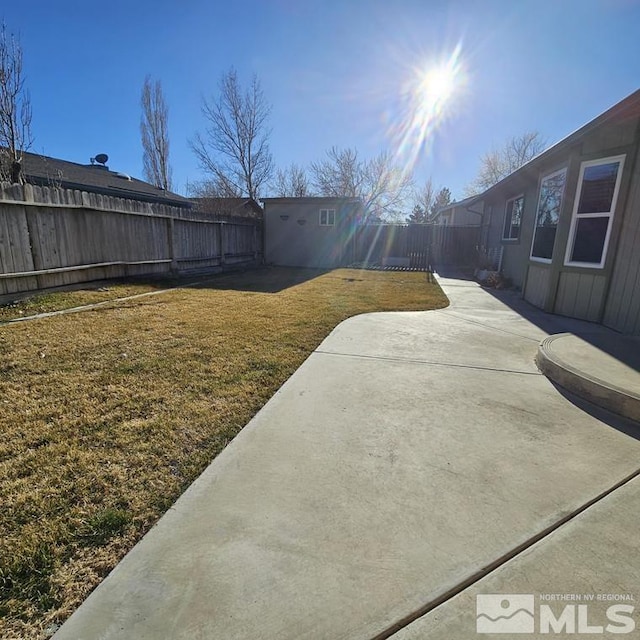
[388,44,467,177]
[419,66,456,110]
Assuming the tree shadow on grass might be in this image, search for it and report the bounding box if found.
[185,266,331,294]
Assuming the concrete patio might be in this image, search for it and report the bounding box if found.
[53,275,640,640]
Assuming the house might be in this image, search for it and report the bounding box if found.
[190,197,263,221]
[12,151,191,209]
[470,89,640,335]
[262,197,363,268]
[431,195,482,226]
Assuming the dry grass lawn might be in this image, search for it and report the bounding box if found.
[0,267,448,639]
[0,280,181,323]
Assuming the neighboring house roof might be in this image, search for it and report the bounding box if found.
[14,151,191,208]
[430,195,479,221]
[261,197,362,204]
[191,197,263,219]
[468,88,640,204]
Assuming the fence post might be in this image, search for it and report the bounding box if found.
[253,224,258,263]
[218,222,226,267]
[167,217,177,273]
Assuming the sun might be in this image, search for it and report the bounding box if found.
[419,65,456,107]
[387,45,466,174]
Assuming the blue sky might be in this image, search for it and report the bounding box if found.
[3,0,639,202]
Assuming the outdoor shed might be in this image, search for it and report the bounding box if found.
[262,197,363,269]
[474,89,640,335]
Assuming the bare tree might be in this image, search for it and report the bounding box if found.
[191,69,274,200]
[410,177,436,222]
[466,131,546,195]
[187,176,242,199]
[311,147,361,198]
[409,182,452,223]
[140,75,172,190]
[0,22,33,184]
[274,163,311,197]
[310,147,413,221]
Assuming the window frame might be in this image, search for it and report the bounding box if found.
[529,167,568,264]
[319,208,336,226]
[563,155,625,269]
[502,194,525,241]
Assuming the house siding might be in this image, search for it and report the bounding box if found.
[495,180,541,289]
[450,206,482,226]
[603,140,640,334]
[488,105,640,332]
[580,118,637,155]
[554,272,607,322]
[523,264,551,308]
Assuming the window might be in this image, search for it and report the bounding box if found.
[502,195,524,240]
[565,156,625,268]
[319,209,335,226]
[530,168,567,262]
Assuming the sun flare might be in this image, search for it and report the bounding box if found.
[421,66,455,105]
[388,45,466,174]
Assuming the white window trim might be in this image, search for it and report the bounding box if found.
[502,194,525,241]
[530,167,568,264]
[563,154,625,269]
[319,208,336,226]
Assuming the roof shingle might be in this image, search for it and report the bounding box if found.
[12,151,191,208]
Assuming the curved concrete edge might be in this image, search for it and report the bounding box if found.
[536,333,640,424]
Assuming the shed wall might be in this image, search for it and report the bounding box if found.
[265,200,358,269]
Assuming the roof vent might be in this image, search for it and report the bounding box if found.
[115,172,132,181]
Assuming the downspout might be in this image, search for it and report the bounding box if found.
[465,199,487,265]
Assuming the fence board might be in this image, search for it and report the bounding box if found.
[354,224,479,270]
[0,184,263,298]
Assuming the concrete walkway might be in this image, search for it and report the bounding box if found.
[54,276,640,640]
[537,332,640,423]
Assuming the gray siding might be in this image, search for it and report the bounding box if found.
[581,118,637,155]
[524,264,551,309]
[483,202,503,254]
[554,272,606,322]
[264,199,359,269]
[475,93,640,332]
[450,205,482,226]
[603,143,640,335]
[496,181,540,289]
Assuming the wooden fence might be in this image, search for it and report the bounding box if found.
[0,183,262,298]
[354,223,481,270]
[428,225,481,267]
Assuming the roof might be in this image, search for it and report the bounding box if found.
[261,196,362,205]
[469,88,640,205]
[191,197,263,218]
[14,151,191,208]
[432,195,479,218]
